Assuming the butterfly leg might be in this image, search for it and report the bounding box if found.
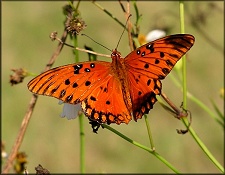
[160,92,192,134]
[88,118,104,133]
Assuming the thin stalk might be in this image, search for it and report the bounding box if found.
[179,1,187,109]
[92,1,126,29]
[2,23,69,174]
[74,0,81,12]
[144,115,155,150]
[79,114,85,173]
[68,1,85,169]
[179,1,224,173]
[73,34,79,63]
[102,124,180,174]
[73,32,85,174]
[188,126,224,172]
[179,1,191,134]
[169,74,219,122]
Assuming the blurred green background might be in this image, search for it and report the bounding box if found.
[2,1,224,173]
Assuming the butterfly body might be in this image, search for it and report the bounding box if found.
[28,34,195,125]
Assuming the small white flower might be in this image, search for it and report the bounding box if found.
[1,151,7,159]
[58,100,82,120]
[146,29,166,42]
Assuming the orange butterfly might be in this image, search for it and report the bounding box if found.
[28,34,195,125]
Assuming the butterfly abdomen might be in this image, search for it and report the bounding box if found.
[111,50,133,114]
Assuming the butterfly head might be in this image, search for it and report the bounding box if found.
[111,49,122,60]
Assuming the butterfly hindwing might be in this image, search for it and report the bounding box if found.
[127,71,162,120]
[81,75,132,124]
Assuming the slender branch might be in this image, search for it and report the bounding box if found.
[75,47,111,58]
[144,115,155,151]
[126,2,134,51]
[102,124,180,173]
[92,1,126,30]
[2,95,38,173]
[79,114,85,173]
[54,35,111,58]
[160,92,191,134]
[161,92,184,116]
[2,19,69,174]
[45,29,68,70]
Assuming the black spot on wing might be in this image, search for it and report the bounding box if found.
[144,63,149,69]
[155,59,160,64]
[90,63,95,68]
[65,95,73,103]
[90,96,96,101]
[73,64,83,74]
[146,43,154,53]
[166,60,174,67]
[50,85,60,95]
[104,87,108,92]
[65,79,70,85]
[136,50,141,55]
[162,68,170,75]
[169,53,179,59]
[59,89,66,98]
[158,75,165,80]
[85,68,90,72]
[85,81,91,86]
[73,82,78,88]
[160,52,165,58]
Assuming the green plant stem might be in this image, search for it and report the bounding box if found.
[179,0,190,141]
[189,93,223,127]
[79,114,85,173]
[74,0,81,12]
[170,72,223,127]
[102,124,180,174]
[170,62,223,130]
[70,8,84,171]
[210,99,224,126]
[133,0,141,35]
[27,72,38,77]
[179,1,187,109]
[73,35,79,63]
[188,126,224,172]
[169,74,218,121]
[74,36,84,173]
[144,115,155,150]
[92,1,126,29]
[178,2,224,172]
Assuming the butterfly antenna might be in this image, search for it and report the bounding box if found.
[81,34,112,52]
[116,14,132,50]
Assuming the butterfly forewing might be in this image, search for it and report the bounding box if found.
[124,34,195,120]
[125,34,195,78]
[28,61,111,104]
